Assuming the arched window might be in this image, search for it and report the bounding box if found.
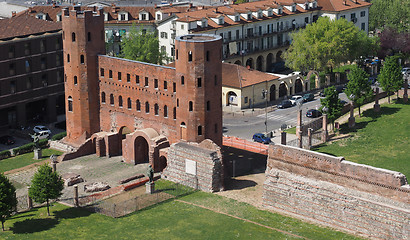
[164,105,168,118]
[119,96,123,107]
[136,100,141,111]
[181,76,184,86]
[173,107,176,119]
[188,51,192,61]
[189,101,193,111]
[68,96,73,112]
[72,32,76,42]
[101,92,106,103]
[80,55,84,64]
[145,102,150,113]
[206,101,210,111]
[110,94,114,105]
[127,98,131,109]
[198,125,202,136]
[67,54,70,63]
[74,76,78,85]
[154,103,159,115]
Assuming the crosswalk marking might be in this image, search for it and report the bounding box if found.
[257,112,297,124]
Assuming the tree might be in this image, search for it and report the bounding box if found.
[377,27,410,59]
[120,24,170,65]
[345,67,373,116]
[378,55,403,103]
[369,0,410,33]
[0,173,17,231]
[284,17,377,73]
[29,164,64,216]
[320,86,344,129]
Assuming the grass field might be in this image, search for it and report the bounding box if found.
[0,149,62,173]
[313,101,410,177]
[1,181,361,239]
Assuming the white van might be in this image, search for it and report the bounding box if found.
[32,131,50,140]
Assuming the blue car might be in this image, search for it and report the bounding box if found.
[252,133,271,144]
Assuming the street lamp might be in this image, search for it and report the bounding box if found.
[262,89,268,135]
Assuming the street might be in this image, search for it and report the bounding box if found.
[223,93,349,141]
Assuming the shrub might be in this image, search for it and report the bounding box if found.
[12,139,49,156]
[51,132,66,141]
[0,150,11,160]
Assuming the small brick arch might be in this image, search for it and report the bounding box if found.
[306,70,320,89]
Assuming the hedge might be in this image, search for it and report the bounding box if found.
[52,132,67,141]
[0,150,11,160]
[12,139,49,156]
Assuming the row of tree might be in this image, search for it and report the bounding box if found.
[0,164,63,231]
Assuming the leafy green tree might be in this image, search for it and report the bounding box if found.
[0,173,17,231]
[284,17,377,73]
[345,67,373,116]
[29,164,64,216]
[378,55,403,103]
[369,0,410,33]
[320,86,344,129]
[120,24,170,65]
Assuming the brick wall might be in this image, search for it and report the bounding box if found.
[162,140,224,192]
[263,145,410,239]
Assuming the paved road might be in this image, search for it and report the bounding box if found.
[223,93,349,141]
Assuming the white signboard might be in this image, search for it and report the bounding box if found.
[185,159,197,175]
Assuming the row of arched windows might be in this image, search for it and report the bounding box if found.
[101,92,176,119]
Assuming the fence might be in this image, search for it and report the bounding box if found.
[223,136,268,155]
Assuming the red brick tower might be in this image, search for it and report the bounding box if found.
[175,35,222,146]
[62,8,105,144]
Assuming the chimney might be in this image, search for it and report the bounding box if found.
[189,3,193,8]
[11,11,16,17]
[343,0,346,5]
[52,3,56,8]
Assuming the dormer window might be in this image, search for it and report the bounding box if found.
[56,14,62,21]
[36,13,46,20]
[247,13,252,20]
[139,11,148,21]
[104,12,109,21]
[257,11,262,18]
[157,13,161,20]
[278,8,282,15]
[118,11,128,21]
[218,16,224,25]
[267,9,273,17]
[292,5,296,12]
[235,15,240,21]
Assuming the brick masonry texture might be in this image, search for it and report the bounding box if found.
[162,140,224,192]
[263,144,410,239]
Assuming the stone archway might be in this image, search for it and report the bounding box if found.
[246,58,254,69]
[234,60,241,65]
[180,122,187,141]
[256,55,263,71]
[276,51,283,63]
[306,70,320,89]
[226,91,238,106]
[269,84,276,101]
[134,136,149,164]
[266,53,273,71]
[118,126,132,154]
[279,82,288,98]
[295,78,303,94]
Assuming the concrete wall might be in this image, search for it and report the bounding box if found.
[263,144,410,239]
[162,140,224,192]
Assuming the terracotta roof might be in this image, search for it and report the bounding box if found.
[317,0,371,12]
[222,63,279,88]
[0,14,61,40]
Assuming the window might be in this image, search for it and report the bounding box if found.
[214,75,217,86]
[228,31,231,41]
[119,96,123,107]
[127,98,132,109]
[351,13,356,21]
[8,46,15,58]
[72,32,76,42]
[164,81,168,90]
[360,11,365,17]
[9,63,15,75]
[57,71,63,82]
[56,54,61,66]
[177,99,179,107]
[127,74,130,82]
[80,55,84,64]
[24,43,31,55]
[120,13,126,21]
[176,49,178,60]
[189,101,193,111]
[197,126,202,136]
[173,107,176,119]
[236,30,239,40]
[110,94,114,105]
[206,101,210,111]
[88,32,91,41]
[173,82,176,93]
[181,76,184,85]
[68,96,73,112]
[244,96,248,103]
[42,74,48,86]
[340,15,345,19]
[164,105,168,118]
[27,77,33,89]
[74,76,78,85]
[181,24,184,29]
[361,23,366,31]
[41,57,47,69]
[101,92,106,103]
[136,100,141,111]
[40,40,46,52]
[140,13,146,20]
[136,75,140,84]
[206,51,210,61]
[160,32,168,39]
[100,68,104,77]
[305,17,309,24]
[109,70,113,78]
[145,102,150,113]
[145,77,149,87]
[67,54,70,63]
[197,78,202,88]
[118,72,122,81]
[188,51,192,62]
[10,81,16,93]
[25,60,31,72]
[57,14,62,22]
[154,104,159,115]
[154,79,158,89]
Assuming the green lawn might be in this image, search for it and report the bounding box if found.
[0,149,62,173]
[1,183,360,239]
[313,101,410,177]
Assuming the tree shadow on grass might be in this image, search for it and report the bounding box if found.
[53,206,92,219]
[10,217,59,234]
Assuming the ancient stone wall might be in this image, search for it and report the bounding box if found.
[263,145,410,239]
[162,140,224,192]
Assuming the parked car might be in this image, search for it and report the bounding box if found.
[0,135,15,145]
[31,131,50,140]
[278,100,293,109]
[289,95,303,105]
[402,67,410,75]
[252,133,271,144]
[303,93,314,102]
[33,125,51,135]
[306,109,322,118]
